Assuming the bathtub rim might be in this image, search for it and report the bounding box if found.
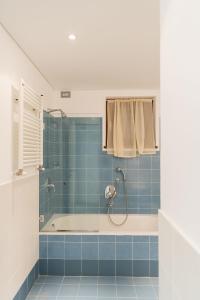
[39,231,158,236]
[40,213,158,236]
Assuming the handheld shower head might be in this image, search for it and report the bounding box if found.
[116,167,126,181]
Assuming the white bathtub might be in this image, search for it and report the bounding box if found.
[41,214,158,235]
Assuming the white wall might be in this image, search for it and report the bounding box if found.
[0,25,54,299]
[52,89,160,146]
[160,0,200,299]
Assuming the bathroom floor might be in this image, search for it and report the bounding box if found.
[26,276,159,299]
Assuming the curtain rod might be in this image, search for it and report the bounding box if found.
[106,96,155,100]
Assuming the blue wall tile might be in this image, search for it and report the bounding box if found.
[116,243,132,260]
[138,170,151,182]
[150,243,158,260]
[116,235,132,243]
[82,260,98,276]
[151,182,160,195]
[65,235,81,242]
[39,242,47,259]
[99,260,115,276]
[39,234,158,277]
[48,242,64,259]
[99,235,115,243]
[27,268,35,291]
[39,259,47,275]
[151,170,160,182]
[13,291,20,300]
[99,243,115,260]
[40,116,160,220]
[133,260,149,277]
[39,235,47,242]
[48,259,64,275]
[151,156,160,169]
[82,243,98,260]
[150,260,159,277]
[133,243,149,260]
[65,260,81,276]
[126,170,138,182]
[139,156,151,169]
[14,261,39,300]
[150,236,158,243]
[127,157,139,169]
[116,260,133,276]
[66,243,82,260]
[19,279,28,300]
[113,157,127,169]
[48,235,64,242]
[82,235,98,242]
[133,236,149,242]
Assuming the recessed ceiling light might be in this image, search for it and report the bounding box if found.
[68,34,76,41]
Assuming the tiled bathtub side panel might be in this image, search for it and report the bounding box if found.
[39,235,158,277]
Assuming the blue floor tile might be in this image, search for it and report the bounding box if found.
[150,277,159,285]
[117,285,136,297]
[80,276,98,284]
[132,277,152,285]
[98,276,116,285]
[98,285,117,297]
[135,285,157,298]
[115,276,134,285]
[77,298,97,300]
[57,298,75,300]
[78,284,98,296]
[39,283,60,297]
[35,298,57,300]
[97,298,116,300]
[35,276,47,284]
[27,283,43,296]
[139,299,157,300]
[118,298,137,300]
[26,275,159,300]
[62,276,81,284]
[58,284,78,297]
[43,275,63,284]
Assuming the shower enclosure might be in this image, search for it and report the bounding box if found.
[39,109,66,229]
[39,113,106,231]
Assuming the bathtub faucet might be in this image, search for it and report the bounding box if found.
[105,185,116,207]
[47,183,56,193]
[45,178,56,192]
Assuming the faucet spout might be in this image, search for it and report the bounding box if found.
[45,178,56,192]
[47,183,55,192]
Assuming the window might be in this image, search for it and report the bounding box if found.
[105,98,157,157]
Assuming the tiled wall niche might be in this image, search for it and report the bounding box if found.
[39,235,158,277]
[40,116,160,228]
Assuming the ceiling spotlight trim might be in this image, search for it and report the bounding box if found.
[68,33,76,41]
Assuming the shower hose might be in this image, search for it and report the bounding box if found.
[107,179,128,226]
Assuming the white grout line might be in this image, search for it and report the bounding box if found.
[55,276,64,300]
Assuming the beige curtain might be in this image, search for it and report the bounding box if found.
[106,99,156,157]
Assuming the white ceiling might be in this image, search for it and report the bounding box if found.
[0,0,160,90]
